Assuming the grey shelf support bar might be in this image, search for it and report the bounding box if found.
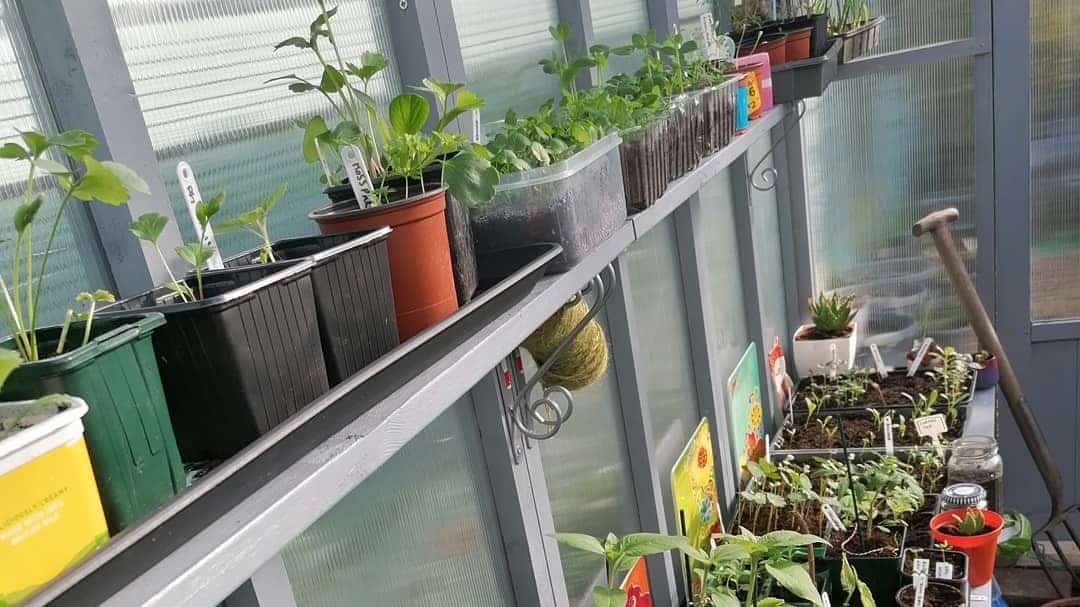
[646,0,679,37]
[472,365,569,607]
[555,0,596,88]
[607,256,680,605]
[776,107,814,341]
[17,0,184,297]
[221,556,297,607]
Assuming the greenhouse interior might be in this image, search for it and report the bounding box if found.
[2,0,1080,605]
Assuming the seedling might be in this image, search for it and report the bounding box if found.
[554,531,701,607]
[904,390,939,419]
[129,212,193,303]
[803,395,821,428]
[55,290,115,355]
[0,128,149,361]
[132,194,223,301]
[840,553,876,607]
[216,184,287,263]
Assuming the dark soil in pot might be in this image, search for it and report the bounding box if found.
[784,407,965,449]
[825,527,902,559]
[733,501,823,536]
[792,370,969,412]
[896,582,965,607]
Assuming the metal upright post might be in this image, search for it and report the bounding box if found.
[555,0,597,88]
[221,555,298,607]
[646,0,679,37]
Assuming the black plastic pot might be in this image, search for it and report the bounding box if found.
[901,547,969,595]
[99,261,328,461]
[778,13,829,58]
[825,526,906,606]
[772,38,841,104]
[223,228,398,386]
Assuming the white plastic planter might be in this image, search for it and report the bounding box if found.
[791,321,858,378]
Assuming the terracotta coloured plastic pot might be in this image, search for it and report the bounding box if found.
[930,509,1004,586]
[785,27,813,61]
[738,32,787,68]
[310,187,458,341]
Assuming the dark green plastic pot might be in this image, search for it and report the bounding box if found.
[823,527,906,606]
[0,313,185,533]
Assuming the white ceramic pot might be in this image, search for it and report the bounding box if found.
[791,321,858,378]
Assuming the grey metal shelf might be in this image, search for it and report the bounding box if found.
[26,109,788,607]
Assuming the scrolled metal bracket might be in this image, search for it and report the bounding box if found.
[504,264,617,463]
[749,100,806,192]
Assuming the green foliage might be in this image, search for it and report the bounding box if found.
[217,184,287,264]
[840,554,875,607]
[0,129,147,361]
[0,349,21,391]
[947,508,987,536]
[554,531,700,607]
[807,292,857,339]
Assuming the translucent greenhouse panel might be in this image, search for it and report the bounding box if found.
[589,0,649,74]
[532,314,640,604]
[860,0,972,58]
[107,0,402,257]
[451,0,561,121]
[802,58,978,364]
[1030,0,1080,320]
[746,138,788,427]
[623,218,700,535]
[281,397,515,607]
[0,1,99,325]
[678,0,714,29]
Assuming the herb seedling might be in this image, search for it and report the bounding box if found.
[215,184,287,263]
[554,531,701,607]
[0,129,149,361]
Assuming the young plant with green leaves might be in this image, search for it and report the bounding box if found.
[806,292,857,339]
[129,212,194,303]
[926,346,974,408]
[55,290,115,355]
[814,0,872,35]
[554,531,700,607]
[688,528,829,607]
[839,553,876,607]
[0,129,149,361]
[830,456,924,547]
[131,194,223,302]
[216,184,287,263]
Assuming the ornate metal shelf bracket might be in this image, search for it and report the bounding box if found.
[749,100,806,191]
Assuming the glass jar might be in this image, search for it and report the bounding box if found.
[947,435,1003,512]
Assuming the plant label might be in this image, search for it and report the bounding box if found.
[821,503,846,532]
[914,414,948,438]
[883,416,894,456]
[828,343,839,379]
[340,145,375,208]
[913,572,928,607]
[913,558,930,575]
[870,344,888,379]
[471,108,484,144]
[908,338,933,377]
[176,161,224,270]
[699,13,722,61]
[764,433,771,463]
[820,591,831,607]
[935,561,954,579]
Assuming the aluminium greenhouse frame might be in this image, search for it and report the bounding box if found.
[14,0,1036,605]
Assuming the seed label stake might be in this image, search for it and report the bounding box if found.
[176,161,224,270]
[915,413,948,458]
[935,561,954,579]
[822,503,846,532]
[340,145,375,208]
[908,338,933,377]
[870,344,888,379]
[699,13,721,60]
[821,591,831,607]
[913,572,928,607]
[829,343,839,379]
[884,416,894,456]
[913,558,930,575]
[472,108,484,144]
[764,434,771,463]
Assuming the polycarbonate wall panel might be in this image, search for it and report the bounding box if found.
[698,170,752,384]
[678,0,713,26]
[108,0,401,257]
[452,0,561,121]
[0,1,100,325]
[862,0,972,57]
[623,218,700,532]
[589,0,649,75]
[1030,0,1080,320]
[533,314,640,605]
[802,58,978,364]
[281,397,514,607]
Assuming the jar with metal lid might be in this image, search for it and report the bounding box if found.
[947,435,1003,512]
[940,483,988,512]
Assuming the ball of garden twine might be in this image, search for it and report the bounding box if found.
[524,297,609,391]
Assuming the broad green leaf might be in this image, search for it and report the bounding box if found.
[762,530,829,548]
[419,78,462,109]
[320,64,346,93]
[274,36,311,50]
[330,120,363,146]
[570,122,592,145]
[196,192,224,229]
[620,533,694,558]
[19,131,49,156]
[175,242,216,270]
[101,161,151,195]
[0,349,21,390]
[69,157,128,205]
[552,533,604,556]
[48,130,97,155]
[362,50,388,70]
[757,600,788,607]
[591,586,625,607]
[442,151,497,206]
[302,116,331,163]
[529,141,551,165]
[216,208,264,234]
[765,561,822,606]
[309,5,338,35]
[549,22,571,42]
[0,142,26,159]
[76,289,115,304]
[709,590,740,607]
[388,93,430,135]
[14,196,42,234]
[32,157,69,175]
[259,183,287,213]
[706,543,750,564]
[129,212,169,244]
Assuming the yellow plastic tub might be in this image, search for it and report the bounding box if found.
[0,397,107,606]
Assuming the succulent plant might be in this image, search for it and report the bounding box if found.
[807,292,857,339]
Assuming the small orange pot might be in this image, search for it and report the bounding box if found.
[785,27,813,61]
[930,509,1004,587]
[310,187,458,341]
[738,32,787,67]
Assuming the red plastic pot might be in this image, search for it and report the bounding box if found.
[930,509,1004,586]
[310,187,458,341]
[785,27,813,61]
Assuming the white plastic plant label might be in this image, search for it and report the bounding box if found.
[908,338,933,377]
[821,503,846,532]
[870,344,888,379]
[913,572,928,607]
[176,161,224,270]
[935,560,954,579]
[829,343,839,379]
[912,558,930,575]
[764,434,771,463]
[820,591,831,607]
[914,413,948,438]
[699,13,721,60]
[884,416,894,456]
[340,145,375,208]
[471,108,484,144]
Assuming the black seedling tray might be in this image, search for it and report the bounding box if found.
[772,38,841,104]
[99,261,328,461]
[224,228,399,386]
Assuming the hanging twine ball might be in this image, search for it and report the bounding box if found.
[524,297,609,391]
